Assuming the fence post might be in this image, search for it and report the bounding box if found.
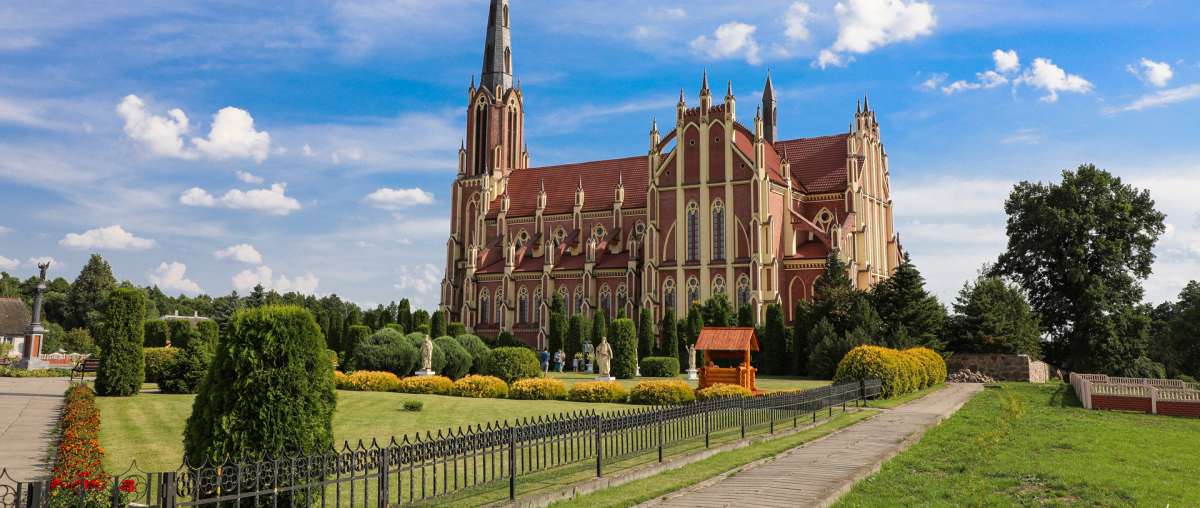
[657,410,664,462]
[509,426,517,500]
[25,482,41,508]
[1150,386,1158,415]
[162,472,177,508]
[110,474,122,508]
[378,447,389,508]
[595,415,603,477]
[740,397,746,440]
[704,405,710,449]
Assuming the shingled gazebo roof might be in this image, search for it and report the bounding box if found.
[695,327,759,352]
[0,298,31,336]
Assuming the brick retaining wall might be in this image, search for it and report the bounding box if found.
[1157,401,1200,418]
[945,353,1049,382]
[1092,394,1152,413]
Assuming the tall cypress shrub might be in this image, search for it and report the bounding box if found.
[196,320,219,351]
[638,308,654,361]
[342,325,371,370]
[168,319,193,349]
[737,304,755,328]
[95,288,145,397]
[661,307,678,359]
[591,313,607,344]
[144,320,169,348]
[764,304,788,375]
[447,322,467,338]
[608,318,637,379]
[397,299,412,333]
[686,303,704,348]
[566,313,586,362]
[431,310,446,339]
[793,300,812,375]
[183,306,336,465]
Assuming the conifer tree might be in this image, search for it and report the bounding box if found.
[870,253,945,350]
[168,319,194,349]
[95,288,145,396]
[686,302,705,347]
[342,325,371,369]
[661,307,678,359]
[592,311,607,343]
[792,300,812,375]
[549,293,567,352]
[566,313,586,363]
[638,308,654,361]
[764,303,788,374]
[737,304,754,328]
[67,253,116,330]
[245,284,266,309]
[430,310,446,338]
[398,299,412,333]
[815,249,852,298]
[411,309,430,330]
[608,318,638,379]
[346,306,362,328]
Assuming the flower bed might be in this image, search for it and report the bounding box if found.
[49,385,137,508]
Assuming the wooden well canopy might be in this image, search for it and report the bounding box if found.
[695,327,759,392]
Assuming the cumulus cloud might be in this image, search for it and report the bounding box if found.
[236,170,264,184]
[180,183,302,215]
[116,95,270,162]
[690,22,762,65]
[978,70,1008,88]
[0,226,11,236]
[60,225,157,250]
[918,73,946,90]
[783,3,815,41]
[817,0,935,67]
[1013,58,1093,102]
[232,265,319,295]
[1127,58,1173,87]
[394,264,441,294]
[1106,84,1200,113]
[815,49,851,68]
[993,49,1020,73]
[0,255,18,270]
[302,143,314,156]
[214,244,263,264]
[942,80,981,94]
[147,262,203,294]
[362,188,435,210]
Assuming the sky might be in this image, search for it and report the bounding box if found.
[1,0,1198,311]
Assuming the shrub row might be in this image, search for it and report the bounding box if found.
[0,367,74,377]
[451,375,509,398]
[567,381,629,403]
[509,378,567,400]
[832,345,947,398]
[397,375,454,395]
[696,384,754,400]
[639,357,680,378]
[629,380,694,405]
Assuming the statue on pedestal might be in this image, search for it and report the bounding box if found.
[595,336,613,378]
[687,344,696,371]
[419,334,434,372]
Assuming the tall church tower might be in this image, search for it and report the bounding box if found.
[461,0,526,179]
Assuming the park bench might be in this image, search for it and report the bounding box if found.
[71,357,101,381]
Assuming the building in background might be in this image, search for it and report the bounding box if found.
[0,298,31,356]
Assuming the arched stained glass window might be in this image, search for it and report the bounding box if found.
[519,287,529,324]
[686,201,699,262]
[574,285,584,315]
[664,278,676,313]
[617,284,627,313]
[737,275,751,308]
[712,200,725,260]
[687,277,700,305]
[479,289,490,325]
[713,276,726,294]
[534,287,542,324]
[559,286,569,315]
[495,289,504,325]
[599,284,611,322]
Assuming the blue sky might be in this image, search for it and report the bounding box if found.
[2,0,1198,310]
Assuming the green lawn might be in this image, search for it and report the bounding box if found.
[834,382,1200,507]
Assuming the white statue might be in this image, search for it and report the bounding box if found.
[419,334,434,372]
[595,336,613,377]
[687,344,696,371]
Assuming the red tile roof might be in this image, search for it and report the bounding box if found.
[487,156,650,218]
[696,327,759,352]
[774,134,849,194]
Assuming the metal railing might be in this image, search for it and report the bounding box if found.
[1,379,880,508]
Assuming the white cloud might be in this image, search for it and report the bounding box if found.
[236,170,264,184]
[942,80,981,94]
[1107,84,1200,113]
[0,255,18,270]
[179,183,302,215]
[783,3,814,42]
[191,106,271,162]
[147,262,203,294]
[814,49,850,69]
[59,225,157,250]
[117,95,196,159]
[992,49,1019,73]
[690,22,762,65]
[978,70,1008,88]
[819,0,935,67]
[214,244,263,264]
[232,265,319,295]
[1013,58,1093,102]
[918,73,946,90]
[1127,58,1173,87]
[362,188,435,210]
[274,146,287,155]
[394,264,441,294]
[302,143,314,156]
[0,226,11,236]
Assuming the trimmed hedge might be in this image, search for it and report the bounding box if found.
[396,375,454,395]
[567,381,629,403]
[144,320,169,348]
[640,357,680,378]
[629,380,694,405]
[509,378,568,400]
[196,321,218,348]
[455,335,491,374]
[143,347,177,383]
[832,345,947,398]
[95,288,145,397]
[447,323,467,338]
[484,347,541,383]
[340,371,402,392]
[352,329,418,378]
[906,347,947,388]
[696,384,754,400]
[434,336,472,380]
[609,318,637,379]
[451,375,509,398]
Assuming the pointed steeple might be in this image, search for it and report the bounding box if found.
[863,94,869,112]
[480,0,513,92]
[470,74,476,89]
[701,69,710,94]
[725,80,733,99]
[857,99,861,114]
[762,70,778,144]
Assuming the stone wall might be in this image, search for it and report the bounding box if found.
[946,353,1049,383]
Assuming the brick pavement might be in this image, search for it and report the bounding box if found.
[0,377,71,481]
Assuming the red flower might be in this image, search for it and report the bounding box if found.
[121,479,136,493]
[50,479,62,489]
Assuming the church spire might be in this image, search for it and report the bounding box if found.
[762,69,777,144]
[479,0,513,92]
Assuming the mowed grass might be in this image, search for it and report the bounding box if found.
[834,382,1200,507]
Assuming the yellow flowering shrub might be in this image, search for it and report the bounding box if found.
[451,375,509,398]
[509,378,568,400]
[567,381,630,403]
[629,380,695,405]
[695,384,754,400]
[396,375,454,395]
[334,370,349,389]
[904,347,947,388]
[834,345,947,398]
[341,371,401,392]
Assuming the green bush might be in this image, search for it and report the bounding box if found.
[183,305,336,466]
[638,308,654,361]
[608,318,637,379]
[159,339,213,395]
[95,288,145,397]
[352,328,418,378]
[696,384,754,400]
[447,323,467,338]
[143,347,177,383]
[404,332,445,374]
[430,311,446,339]
[144,320,169,348]
[484,347,541,383]
[403,401,423,412]
[640,357,680,378]
[629,380,694,405]
[455,335,491,374]
[196,320,218,348]
[386,323,405,334]
[451,375,509,398]
[0,367,74,377]
[168,319,194,349]
[495,331,528,349]
[435,336,472,380]
[509,378,568,400]
[342,325,371,370]
[567,381,629,403]
[906,347,947,388]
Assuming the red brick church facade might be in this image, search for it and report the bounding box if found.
[439,0,904,347]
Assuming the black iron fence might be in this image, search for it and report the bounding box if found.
[1,379,881,508]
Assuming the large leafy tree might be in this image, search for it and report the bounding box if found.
[67,254,117,330]
[870,253,945,351]
[991,164,1165,372]
[947,274,1043,358]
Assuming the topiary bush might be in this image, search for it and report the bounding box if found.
[509,378,568,400]
[567,381,629,403]
[159,339,213,395]
[435,336,472,380]
[904,347,947,389]
[352,328,418,378]
[341,371,402,392]
[404,332,445,374]
[143,347,177,384]
[629,380,694,405]
[696,384,754,400]
[640,357,680,378]
[608,318,638,379]
[168,319,194,349]
[447,323,467,338]
[396,375,453,394]
[183,305,336,466]
[451,375,509,398]
[342,325,371,370]
[833,345,941,398]
[484,347,541,383]
[95,288,145,397]
[455,335,491,374]
[144,320,169,348]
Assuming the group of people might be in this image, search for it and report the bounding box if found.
[538,348,580,373]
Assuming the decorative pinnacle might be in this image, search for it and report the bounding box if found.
[701,69,709,93]
[652,118,657,131]
[756,104,761,119]
[471,74,475,89]
[726,80,732,97]
[863,94,869,111]
[577,175,583,190]
[857,100,861,114]
[679,88,685,104]
[618,172,623,187]
[540,178,545,193]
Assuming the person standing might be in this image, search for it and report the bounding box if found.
[572,355,579,372]
[554,349,564,372]
[539,348,551,376]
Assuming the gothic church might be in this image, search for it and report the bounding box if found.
[439,0,904,347]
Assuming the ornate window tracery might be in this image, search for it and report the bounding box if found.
[479,289,490,324]
[617,284,627,314]
[554,227,567,245]
[687,277,700,305]
[713,276,726,295]
[495,289,504,324]
[664,278,676,313]
[534,286,542,324]
[519,287,529,324]
[599,284,611,322]
[593,224,606,241]
[737,275,751,308]
[686,201,700,261]
[574,285,584,315]
[712,200,725,260]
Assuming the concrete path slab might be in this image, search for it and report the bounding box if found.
[0,377,71,481]
[643,383,984,508]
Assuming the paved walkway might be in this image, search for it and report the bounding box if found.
[0,377,71,481]
[646,383,984,508]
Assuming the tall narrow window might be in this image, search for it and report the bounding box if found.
[479,289,490,324]
[687,277,700,305]
[600,285,611,322]
[712,200,725,261]
[617,284,627,314]
[664,278,676,313]
[534,287,542,324]
[737,275,751,308]
[503,5,509,26]
[505,48,511,74]
[686,201,699,261]
[559,287,570,315]
[519,287,529,324]
[495,289,504,325]
[575,286,584,315]
[713,276,726,295]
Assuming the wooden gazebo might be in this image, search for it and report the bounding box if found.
[695,327,760,392]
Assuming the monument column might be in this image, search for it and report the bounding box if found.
[17,262,51,370]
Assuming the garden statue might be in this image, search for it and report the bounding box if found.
[595,336,613,379]
[687,344,696,370]
[418,334,434,374]
[38,261,50,281]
